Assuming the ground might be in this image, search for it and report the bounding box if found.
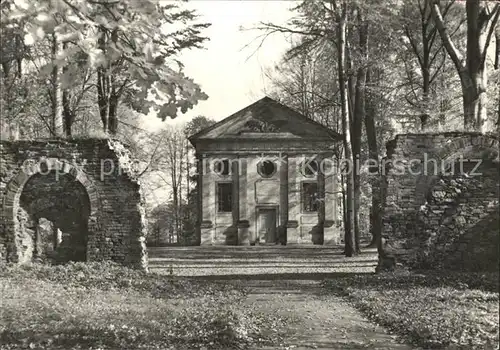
[1,246,498,349]
[237,279,411,350]
[149,246,411,349]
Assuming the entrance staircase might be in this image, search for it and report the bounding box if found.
[147,245,378,278]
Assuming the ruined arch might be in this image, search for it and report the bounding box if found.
[2,158,100,263]
[434,135,498,175]
[416,135,499,205]
[379,133,499,271]
[436,135,499,161]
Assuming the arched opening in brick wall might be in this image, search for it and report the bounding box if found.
[3,159,99,264]
[18,171,90,263]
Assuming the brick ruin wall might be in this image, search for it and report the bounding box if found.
[0,139,148,270]
[379,132,499,272]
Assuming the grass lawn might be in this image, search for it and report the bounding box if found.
[323,271,499,349]
[0,262,291,350]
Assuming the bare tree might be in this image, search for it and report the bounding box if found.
[156,127,189,242]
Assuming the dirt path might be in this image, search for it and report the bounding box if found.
[149,246,414,348]
[235,280,414,350]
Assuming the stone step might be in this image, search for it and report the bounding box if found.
[148,266,377,276]
[147,246,378,277]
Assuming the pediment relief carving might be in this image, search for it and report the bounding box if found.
[239,118,281,133]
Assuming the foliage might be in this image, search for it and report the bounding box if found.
[323,271,499,349]
[2,0,210,136]
[147,201,178,245]
[0,261,291,349]
[184,115,217,138]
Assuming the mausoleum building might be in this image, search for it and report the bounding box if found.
[189,96,343,245]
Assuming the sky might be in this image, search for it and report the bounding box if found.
[141,1,295,131]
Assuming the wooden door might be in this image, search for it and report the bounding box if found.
[258,209,277,243]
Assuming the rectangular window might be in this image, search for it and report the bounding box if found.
[217,182,233,212]
[302,182,318,212]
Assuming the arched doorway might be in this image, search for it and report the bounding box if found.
[4,159,99,264]
[17,171,90,263]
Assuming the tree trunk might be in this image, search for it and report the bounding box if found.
[495,32,499,130]
[97,27,109,133]
[179,154,183,244]
[341,172,347,251]
[96,27,121,135]
[62,90,73,137]
[365,68,382,249]
[421,17,431,131]
[186,140,190,227]
[97,67,108,133]
[465,0,489,131]
[461,70,487,131]
[108,87,118,135]
[496,32,500,70]
[62,43,73,137]
[172,186,179,243]
[108,29,119,135]
[337,3,356,257]
[350,9,368,253]
[51,33,63,138]
[346,43,361,254]
[497,87,500,135]
[430,0,499,132]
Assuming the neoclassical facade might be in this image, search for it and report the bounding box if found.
[189,96,343,245]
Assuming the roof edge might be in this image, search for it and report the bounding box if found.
[188,96,343,143]
[188,97,268,142]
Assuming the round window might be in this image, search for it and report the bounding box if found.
[257,160,277,178]
[301,159,319,177]
[213,159,230,176]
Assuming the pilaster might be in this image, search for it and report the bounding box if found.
[237,158,250,244]
[287,156,300,244]
[279,154,288,244]
[324,164,340,244]
[200,155,214,245]
[316,160,325,245]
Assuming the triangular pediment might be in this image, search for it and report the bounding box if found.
[189,97,341,143]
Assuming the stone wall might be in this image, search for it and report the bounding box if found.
[379,132,499,272]
[0,139,147,269]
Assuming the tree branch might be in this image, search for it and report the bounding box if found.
[481,4,500,66]
[137,136,163,178]
[404,25,424,68]
[429,0,465,72]
[426,0,456,46]
[429,49,447,85]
